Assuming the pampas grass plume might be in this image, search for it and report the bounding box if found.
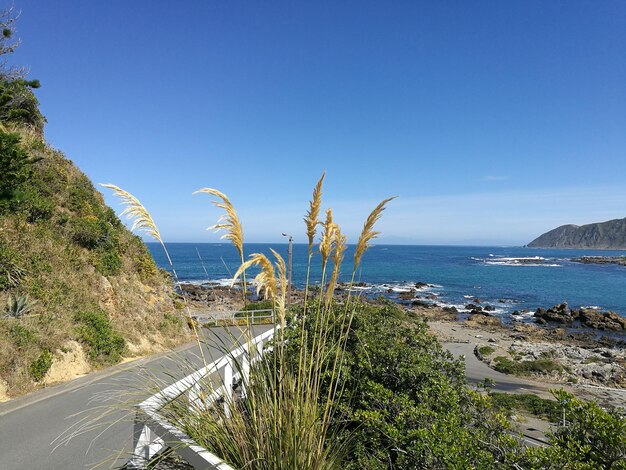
[194,188,244,259]
[99,183,163,244]
[353,196,397,272]
[304,172,325,253]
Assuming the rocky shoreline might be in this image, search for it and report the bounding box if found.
[571,256,626,267]
[179,281,626,395]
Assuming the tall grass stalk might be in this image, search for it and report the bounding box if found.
[171,183,395,469]
[194,188,248,305]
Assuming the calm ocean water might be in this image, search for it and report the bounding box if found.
[147,243,626,320]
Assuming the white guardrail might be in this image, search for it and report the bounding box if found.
[128,325,277,469]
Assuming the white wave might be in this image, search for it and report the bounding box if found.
[484,260,560,267]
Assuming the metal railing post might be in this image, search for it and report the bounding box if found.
[223,356,233,418]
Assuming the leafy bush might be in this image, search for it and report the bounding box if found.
[69,216,116,250]
[0,130,37,200]
[490,392,562,422]
[133,251,158,279]
[493,356,517,374]
[29,349,52,382]
[67,180,99,215]
[20,189,55,222]
[478,345,495,356]
[9,323,36,348]
[75,310,125,364]
[0,241,25,290]
[0,78,45,132]
[96,250,122,276]
[282,302,523,468]
[524,391,626,469]
[494,356,563,376]
[158,312,182,332]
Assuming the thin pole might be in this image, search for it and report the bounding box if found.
[288,235,293,307]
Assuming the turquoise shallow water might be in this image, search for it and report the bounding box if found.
[147,243,626,319]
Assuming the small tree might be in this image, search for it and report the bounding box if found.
[0,7,45,132]
[0,130,36,199]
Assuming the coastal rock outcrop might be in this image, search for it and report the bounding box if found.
[534,303,626,331]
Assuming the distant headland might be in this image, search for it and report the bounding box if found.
[528,217,626,249]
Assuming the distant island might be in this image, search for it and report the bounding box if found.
[528,217,626,249]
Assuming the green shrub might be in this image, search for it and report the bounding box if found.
[0,78,45,132]
[494,356,563,376]
[70,216,116,250]
[281,302,523,468]
[29,349,52,382]
[490,392,562,421]
[0,130,37,200]
[0,242,25,290]
[493,356,517,374]
[96,250,122,276]
[67,180,98,215]
[524,390,626,469]
[75,310,125,365]
[14,187,55,222]
[158,313,183,332]
[478,345,495,356]
[9,323,36,348]
[133,251,158,279]
[523,358,563,374]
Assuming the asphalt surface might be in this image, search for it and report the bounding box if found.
[443,340,553,443]
[0,325,271,470]
[0,327,553,469]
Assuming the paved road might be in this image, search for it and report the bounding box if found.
[442,340,555,444]
[0,325,271,470]
[443,341,555,397]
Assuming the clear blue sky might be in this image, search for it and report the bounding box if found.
[9,1,626,245]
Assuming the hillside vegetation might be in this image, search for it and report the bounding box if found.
[528,218,626,249]
[0,17,187,399]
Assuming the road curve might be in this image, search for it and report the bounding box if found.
[0,325,271,470]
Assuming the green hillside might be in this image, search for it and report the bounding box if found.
[0,26,187,399]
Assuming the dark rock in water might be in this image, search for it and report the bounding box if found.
[415,282,429,289]
[532,302,626,332]
[534,303,572,324]
[387,288,393,293]
[472,298,482,304]
[354,282,367,287]
[465,303,482,312]
[398,290,416,301]
[483,305,495,312]
[443,306,459,314]
[511,310,521,316]
[411,299,433,308]
[572,256,626,266]
[425,294,437,300]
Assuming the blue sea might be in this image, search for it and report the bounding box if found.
[147,243,626,320]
